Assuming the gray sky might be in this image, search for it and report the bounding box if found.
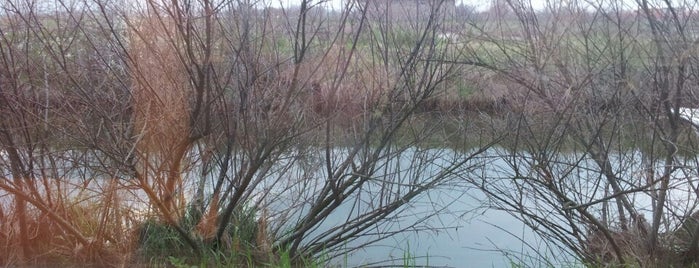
[266,0,519,11]
[265,0,657,12]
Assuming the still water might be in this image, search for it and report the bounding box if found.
[3,146,691,267]
[308,147,695,267]
[314,148,566,267]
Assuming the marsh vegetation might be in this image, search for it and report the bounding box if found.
[3,0,699,267]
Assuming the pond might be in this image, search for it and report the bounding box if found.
[1,146,695,267]
[315,148,570,267]
[312,146,698,267]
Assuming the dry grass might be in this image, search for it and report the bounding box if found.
[583,221,695,267]
[128,11,192,222]
[0,179,144,267]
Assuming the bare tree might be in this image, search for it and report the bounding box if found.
[455,0,699,266]
[0,0,495,266]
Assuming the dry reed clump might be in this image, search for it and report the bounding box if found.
[411,70,513,115]
[128,12,191,221]
[194,193,219,242]
[585,226,650,265]
[300,44,394,126]
[230,43,396,137]
[582,216,696,267]
[0,184,140,267]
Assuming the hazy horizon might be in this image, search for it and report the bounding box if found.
[266,0,504,11]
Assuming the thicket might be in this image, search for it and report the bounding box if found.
[0,0,488,266]
[5,0,699,267]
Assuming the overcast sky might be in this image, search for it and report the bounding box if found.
[265,0,542,11]
[264,0,655,12]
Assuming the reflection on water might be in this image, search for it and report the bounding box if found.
[319,148,565,267]
[336,203,547,267]
[3,146,693,267]
[319,147,698,267]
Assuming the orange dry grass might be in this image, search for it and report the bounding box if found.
[195,193,219,241]
[128,10,191,221]
[0,180,140,267]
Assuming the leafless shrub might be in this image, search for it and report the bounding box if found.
[0,0,491,266]
[455,0,699,266]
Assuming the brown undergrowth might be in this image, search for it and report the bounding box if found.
[583,214,699,267]
[0,180,140,267]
